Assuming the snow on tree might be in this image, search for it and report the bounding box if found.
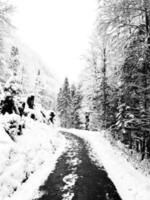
[57,79,83,129]
[0,75,26,141]
[77,0,150,160]
[80,34,114,130]
[0,1,14,85]
[70,84,82,129]
[57,77,72,128]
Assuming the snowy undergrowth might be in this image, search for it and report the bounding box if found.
[0,117,67,200]
[102,133,150,177]
[59,128,150,200]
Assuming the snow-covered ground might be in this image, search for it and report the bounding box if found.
[59,128,150,200]
[0,117,67,200]
[1,121,150,200]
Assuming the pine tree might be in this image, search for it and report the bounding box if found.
[115,28,150,158]
[70,84,82,129]
[98,45,113,129]
[95,0,150,158]
[57,88,63,126]
[57,77,71,128]
[9,46,20,76]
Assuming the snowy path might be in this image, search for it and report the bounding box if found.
[34,131,121,200]
[59,128,150,200]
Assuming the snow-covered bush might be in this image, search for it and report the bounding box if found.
[0,120,66,200]
[0,76,26,140]
[2,114,25,141]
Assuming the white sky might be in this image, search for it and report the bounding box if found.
[10,0,97,83]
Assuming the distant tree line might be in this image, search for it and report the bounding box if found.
[57,77,82,129]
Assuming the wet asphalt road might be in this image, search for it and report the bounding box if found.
[34,132,122,200]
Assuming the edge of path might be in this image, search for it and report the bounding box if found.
[58,128,150,200]
[8,129,68,200]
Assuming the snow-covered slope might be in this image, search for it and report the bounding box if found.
[3,36,58,107]
[59,128,150,200]
[0,119,67,200]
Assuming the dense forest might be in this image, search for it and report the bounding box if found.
[57,0,150,160]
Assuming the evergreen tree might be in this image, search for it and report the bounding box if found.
[81,39,114,131]
[95,0,150,159]
[114,28,150,158]
[57,88,64,126]
[70,84,82,129]
[9,46,20,76]
[57,77,71,128]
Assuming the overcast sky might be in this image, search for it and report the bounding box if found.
[11,0,97,83]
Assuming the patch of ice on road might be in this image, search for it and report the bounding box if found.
[60,140,81,200]
[63,174,78,188]
[62,192,74,200]
[67,151,76,158]
[61,173,78,200]
[66,157,82,166]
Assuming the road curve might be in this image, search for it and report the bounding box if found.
[34,131,122,200]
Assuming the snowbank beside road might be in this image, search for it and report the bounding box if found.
[0,120,67,200]
[59,128,150,200]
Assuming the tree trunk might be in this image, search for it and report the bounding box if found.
[102,47,107,128]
